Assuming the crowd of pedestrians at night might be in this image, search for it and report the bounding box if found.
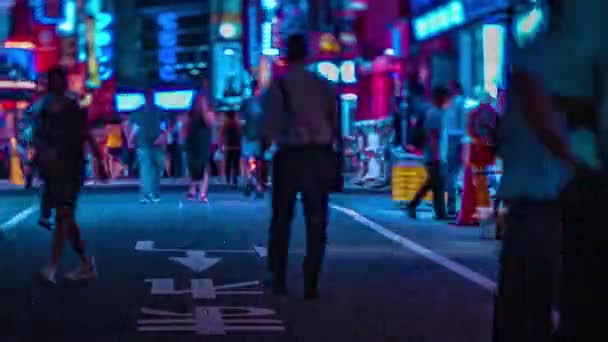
[2,1,608,338]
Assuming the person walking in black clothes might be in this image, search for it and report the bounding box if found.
[221,110,242,186]
[407,86,450,220]
[262,34,340,299]
[33,67,107,284]
[185,85,214,203]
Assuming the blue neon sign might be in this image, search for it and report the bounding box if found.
[413,1,466,41]
[96,13,114,81]
[157,12,178,82]
[32,0,66,24]
[57,0,76,36]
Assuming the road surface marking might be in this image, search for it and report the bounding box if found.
[330,204,498,292]
[138,306,285,335]
[168,251,222,273]
[135,240,255,254]
[253,245,267,257]
[0,205,38,234]
[145,278,262,299]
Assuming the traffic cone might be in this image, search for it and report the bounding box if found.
[473,167,491,207]
[454,165,478,226]
[9,142,24,186]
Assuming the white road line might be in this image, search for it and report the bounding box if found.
[330,204,498,292]
[0,205,38,234]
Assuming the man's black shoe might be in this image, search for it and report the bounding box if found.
[407,208,417,219]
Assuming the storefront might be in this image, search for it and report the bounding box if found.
[410,0,510,98]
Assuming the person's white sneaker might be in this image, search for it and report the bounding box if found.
[65,257,98,281]
[40,265,57,284]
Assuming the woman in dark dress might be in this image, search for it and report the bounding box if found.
[185,89,214,202]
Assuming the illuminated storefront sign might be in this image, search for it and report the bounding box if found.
[57,0,77,36]
[261,0,278,56]
[412,0,510,41]
[212,42,244,102]
[312,61,357,84]
[0,80,36,89]
[413,1,465,41]
[157,12,177,82]
[95,13,113,82]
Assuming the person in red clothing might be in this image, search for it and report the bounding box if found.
[466,99,498,208]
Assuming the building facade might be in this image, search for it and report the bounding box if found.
[114,0,210,87]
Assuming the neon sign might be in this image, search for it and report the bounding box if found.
[0,80,37,90]
[96,13,113,82]
[413,1,466,41]
[57,0,76,36]
[154,90,194,111]
[313,61,357,84]
[157,12,178,82]
[248,3,260,67]
[116,93,145,112]
[32,0,65,24]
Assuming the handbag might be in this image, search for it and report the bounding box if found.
[277,79,343,192]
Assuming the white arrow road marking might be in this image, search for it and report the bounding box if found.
[168,251,221,273]
[253,245,267,258]
[135,241,256,254]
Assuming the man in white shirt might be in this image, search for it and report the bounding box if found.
[407,86,449,220]
[262,34,340,299]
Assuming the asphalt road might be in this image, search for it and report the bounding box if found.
[0,189,498,342]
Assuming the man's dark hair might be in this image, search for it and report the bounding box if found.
[431,85,450,104]
[409,80,425,97]
[47,66,67,83]
[286,34,308,62]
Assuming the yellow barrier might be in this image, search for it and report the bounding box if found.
[9,138,24,186]
[392,163,433,202]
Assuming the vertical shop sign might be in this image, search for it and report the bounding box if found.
[157,12,177,82]
[247,2,259,68]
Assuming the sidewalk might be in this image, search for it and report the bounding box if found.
[0,174,391,195]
